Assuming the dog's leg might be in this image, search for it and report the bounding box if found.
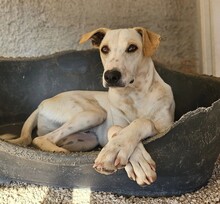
[125,143,157,186]
[107,125,123,141]
[93,125,124,174]
[94,118,158,174]
[33,110,106,152]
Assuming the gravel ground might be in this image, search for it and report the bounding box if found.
[0,157,219,204]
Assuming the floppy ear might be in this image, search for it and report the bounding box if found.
[79,28,109,47]
[133,27,161,57]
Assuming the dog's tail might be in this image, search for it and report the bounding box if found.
[0,109,38,146]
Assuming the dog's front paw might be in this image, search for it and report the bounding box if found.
[93,139,132,175]
[125,143,157,186]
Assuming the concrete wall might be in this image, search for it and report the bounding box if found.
[0,0,201,72]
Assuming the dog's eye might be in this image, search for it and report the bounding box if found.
[126,44,138,53]
[101,45,110,54]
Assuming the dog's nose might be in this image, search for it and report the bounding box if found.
[104,69,121,86]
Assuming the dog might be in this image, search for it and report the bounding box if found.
[0,27,175,186]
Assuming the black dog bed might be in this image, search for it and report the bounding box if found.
[0,50,219,197]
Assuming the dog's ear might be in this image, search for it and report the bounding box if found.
[79,28,109,47]
[134,27,161,57]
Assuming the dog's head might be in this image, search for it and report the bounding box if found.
[80,27,160,88]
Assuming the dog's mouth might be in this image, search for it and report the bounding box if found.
[104,82,125,88]
[104,79,134,88]
[103,79,134,88]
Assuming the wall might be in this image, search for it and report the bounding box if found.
[212,0,220,77]
[199,0,220,77]
[0,0,200,72]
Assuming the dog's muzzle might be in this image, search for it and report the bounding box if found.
[104,69,122,87]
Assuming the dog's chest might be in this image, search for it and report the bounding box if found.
[111,91,149,122]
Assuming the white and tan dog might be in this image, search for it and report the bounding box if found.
[0,27,175,186]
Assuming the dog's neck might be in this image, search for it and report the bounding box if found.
[135,57,156,91]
